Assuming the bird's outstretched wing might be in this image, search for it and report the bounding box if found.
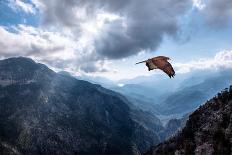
[152,58,175,78]
[135,60,147,65]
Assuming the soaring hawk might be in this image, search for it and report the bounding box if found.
[136,56,175,78]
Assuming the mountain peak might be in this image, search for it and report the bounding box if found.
[3,56,35,63]
[0,57,39,69]
[0,57,54,86]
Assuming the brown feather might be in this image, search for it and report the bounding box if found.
[151,57,175,78]
[152,56,170,61]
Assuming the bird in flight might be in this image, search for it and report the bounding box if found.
[135,56,175,78]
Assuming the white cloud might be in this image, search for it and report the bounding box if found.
[192,0,205,10]
[28,0,192,59]
[0,25,116,75]
[0,25,75,60]
[8,0,36,14]
[175,50,232,73]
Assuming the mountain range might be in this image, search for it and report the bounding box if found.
[107,69,232,120]
[0,57,231,155]
[0,57,164,155]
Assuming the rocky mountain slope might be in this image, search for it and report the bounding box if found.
[144,86,232,155]
[0,57,164,155]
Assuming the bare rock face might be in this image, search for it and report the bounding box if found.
[144,86,232,155]
[0,57,163,155]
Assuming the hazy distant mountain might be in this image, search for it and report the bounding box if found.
[118,70,220,86]
[112,69,232,118]
[110,84,162,115]
[144,86,232,155]
[76,75,117,88]
[116,73,186,101]
[0,57,164,155]
[58,71,117,88]
[109,74,182,115]
[159,70,232,115]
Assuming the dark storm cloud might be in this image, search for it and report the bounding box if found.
[36,0,192,59]
[201,0,232,27]
[80,61,109,73]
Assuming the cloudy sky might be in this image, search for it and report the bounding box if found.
[0,0,232,80]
